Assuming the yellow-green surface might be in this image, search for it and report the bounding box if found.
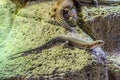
[0,0,120,79]
[0,0,17,43]
[0,0,93,79]
[81,5,120,21]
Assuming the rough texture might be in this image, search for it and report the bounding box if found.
[0,0,120,80]
[0,0,17,43]
[108,55,120,80]
[79,5,120,52]
[0,0,105,80]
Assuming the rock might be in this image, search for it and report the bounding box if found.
[0,0,17,43]
[79,5,120,52]
[108,55,120,80]
[0,0,119,80]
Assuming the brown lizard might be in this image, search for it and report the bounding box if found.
[8,35,105,59]
[50,0,120,33]
[50,0,100,33]
[50,0,78,33]
[63,7,78,27]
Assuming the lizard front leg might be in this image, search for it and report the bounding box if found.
[63,7,78,27]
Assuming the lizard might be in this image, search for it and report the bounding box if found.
[49,0,100,33]
[50,0,120,33]
[8,35,105,59]
[63,7,78,27]
[50,0,79,33]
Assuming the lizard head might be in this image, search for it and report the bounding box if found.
[90,40,105,49]
[63,7,78,27]
[68,8,78,26]
[95,40,105,46]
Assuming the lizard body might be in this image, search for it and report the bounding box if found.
[56,35,105,50]
[50,0,120,32]
[10,35,105,58]
[56,0,76,32]
[63,7,78,27]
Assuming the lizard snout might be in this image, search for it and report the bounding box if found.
[96,40,105,46]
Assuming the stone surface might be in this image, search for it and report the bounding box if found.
[108,55,120,80]
[0,0,17,43]
[79,5,120,52]
[0,0,105,80]
[0,0,120,80]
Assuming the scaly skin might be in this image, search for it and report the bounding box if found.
[55,0,120,31]
[9,35,105,59]
[50,0,98,32]
[56,0,78,32]
[63,7,78,27]
[56,35,105,50]
[50,0,78,33]
[51,0,120,32]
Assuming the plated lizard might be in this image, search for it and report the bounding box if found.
[50,0,98,32]
[50,0,98,33]
[63,7,78,27]
[50,0,78,33]
[50,0,120,33]
[9,35,105,59]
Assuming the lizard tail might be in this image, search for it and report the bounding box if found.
[8,36,68,59]
[22,36,67,55]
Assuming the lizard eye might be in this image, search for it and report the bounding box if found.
[98,42,102,44]
[97,41,105,45]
